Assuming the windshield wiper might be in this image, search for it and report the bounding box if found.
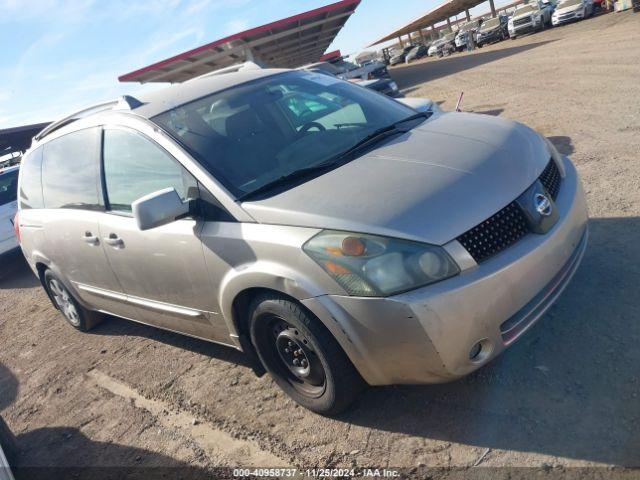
[239,112,428,201]
[330,112,429,162]
[238,162,340,201]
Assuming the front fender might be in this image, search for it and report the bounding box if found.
[217,260,333,337]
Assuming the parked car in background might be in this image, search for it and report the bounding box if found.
[476,15,509,46]
[435,33,457,57]
[0,165,20,258]
[335,59,390,81]
[356,77,403,97]
[427,39,442,57]
[389,46,415,65]
[455,19,483,51]
[302,60,389,81]
[552,0,593,25]
[17,67,587,415]
[299,66,401,98]
[405,44,429,62]
[508,0,554,38]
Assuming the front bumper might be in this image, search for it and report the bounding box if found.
[510,18,539,35]
[552,11,582,25]
[303,156,588,385]
[477,29,503,44]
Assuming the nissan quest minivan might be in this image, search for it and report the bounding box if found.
[17,69,588,414]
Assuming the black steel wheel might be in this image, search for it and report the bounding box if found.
[249,294,364,415]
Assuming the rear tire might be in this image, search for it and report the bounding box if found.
[44,270,103,332]
[249,294,365,415]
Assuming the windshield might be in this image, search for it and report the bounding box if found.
[444,33,456,41]
[558,0,581,7]
[0,170,18,206]
[481,17,501,29]
[152,71,417,199]
[514,4,537,14]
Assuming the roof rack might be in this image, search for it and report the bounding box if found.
[186,61,263,83]
[34,95,144,142]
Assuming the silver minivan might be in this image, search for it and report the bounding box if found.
[17,69,588,414]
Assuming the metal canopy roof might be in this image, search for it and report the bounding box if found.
[119,0,360,84]
[368,0,491,47]
[0,122,50,155]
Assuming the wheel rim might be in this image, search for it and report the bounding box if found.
[49,279,80,326]
[266,317,326,398]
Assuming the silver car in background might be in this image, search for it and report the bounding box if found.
[17,69,588,414]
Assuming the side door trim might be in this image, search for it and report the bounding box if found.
[75,282,217,321]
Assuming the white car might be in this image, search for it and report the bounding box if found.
[455,19,483,50]
[552,0,593,25]
[508,1,553,39]
[0,165,19,257]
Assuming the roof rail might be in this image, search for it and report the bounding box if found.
[34,95,144,142]
[186,61,263,82]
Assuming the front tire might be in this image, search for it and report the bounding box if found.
[249,294,364,415]
[44,270,102,332]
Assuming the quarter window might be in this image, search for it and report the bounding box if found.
[42,128,102,210]
[103,128,197,213]
[18,147,44,209]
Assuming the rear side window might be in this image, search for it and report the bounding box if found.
[19,148,44,209]
[103,128,197,213]
[42,128,102,211]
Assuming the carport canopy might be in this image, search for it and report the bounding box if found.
[0,122,50,156]
[119,0,360,84]
[368,0,495,47]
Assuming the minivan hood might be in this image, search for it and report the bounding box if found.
[242,112,550,246]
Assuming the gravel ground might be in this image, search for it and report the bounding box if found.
[1,10,639,477]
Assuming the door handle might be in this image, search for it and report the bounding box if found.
[83,232,99,246]
[104,233,124,248]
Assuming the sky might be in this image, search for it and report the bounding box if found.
[0,0,509,129]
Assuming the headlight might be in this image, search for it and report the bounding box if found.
[303,230,460,296]
[389,81,398,91]
[543,136,566,176]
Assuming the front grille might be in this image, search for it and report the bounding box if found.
[457,159,562,263]
[513,16,531,26]
[539,159,561,199]
[457,202,530,263]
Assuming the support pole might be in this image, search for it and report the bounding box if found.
[489,0,497,17]
[465,9,471,21]
[447,17,452,30]
[398,35,404,47]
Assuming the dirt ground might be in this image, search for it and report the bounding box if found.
[1,10,639,477]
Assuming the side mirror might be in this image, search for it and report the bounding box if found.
[132,188,190,231]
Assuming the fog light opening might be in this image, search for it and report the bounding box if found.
[469,339,493,364]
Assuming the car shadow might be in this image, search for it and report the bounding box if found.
[338,216,640,466]
[13,427,216,480]
[90,316,252,370]
[0,251,39,289]
[0,363,18,412]
[391,40,558,89]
